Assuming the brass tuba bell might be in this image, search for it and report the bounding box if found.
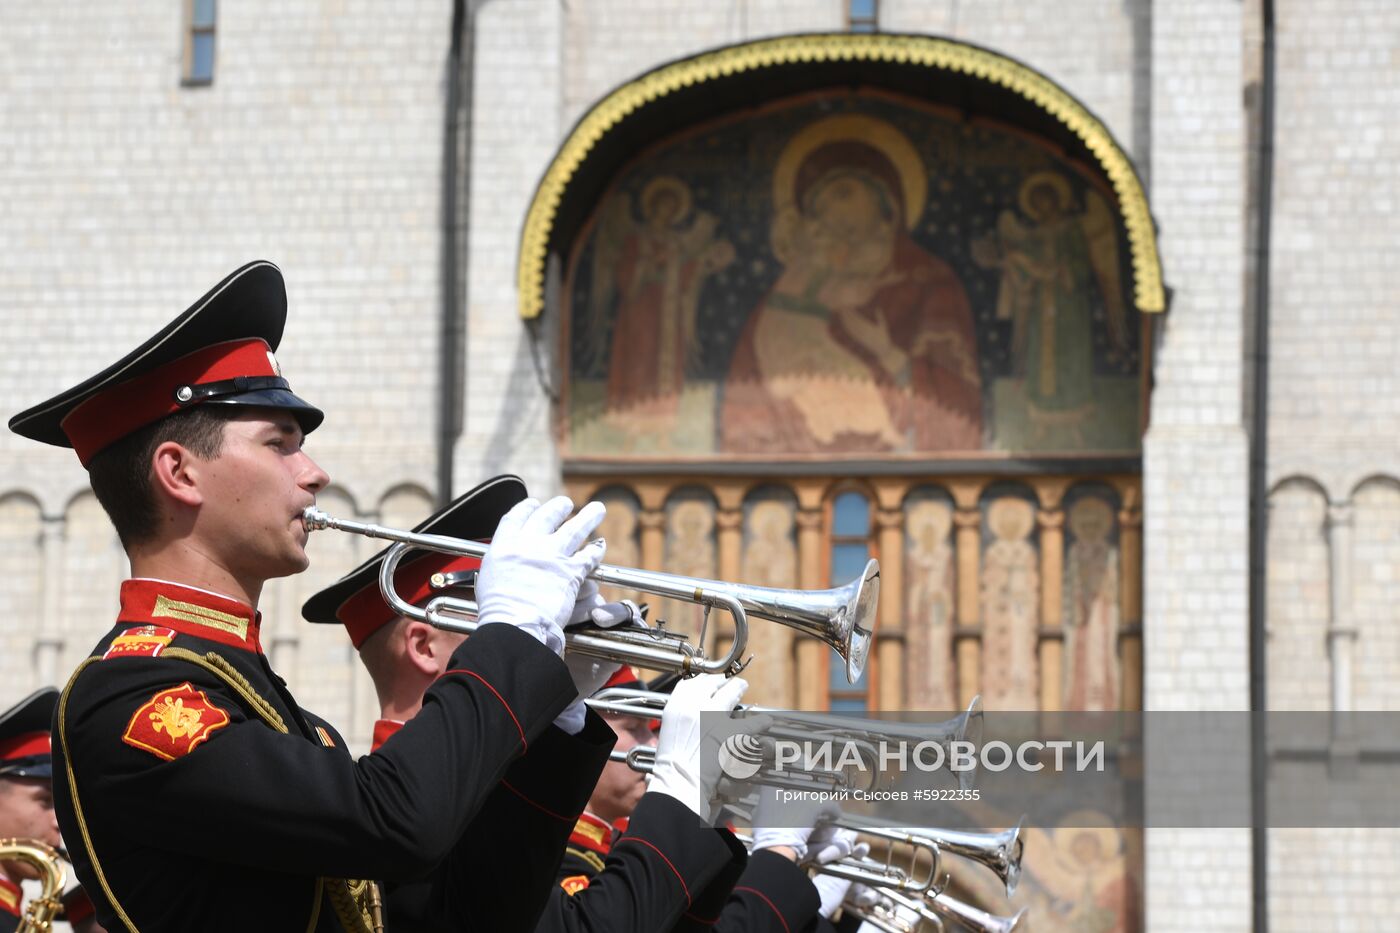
[0,838,64,933]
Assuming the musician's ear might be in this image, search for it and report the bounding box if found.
[402,621,440,677]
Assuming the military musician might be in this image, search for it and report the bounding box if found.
[7,262,608,932]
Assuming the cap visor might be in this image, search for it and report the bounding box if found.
[203,387,324,434]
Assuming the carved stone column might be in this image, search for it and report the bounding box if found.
[638,509,666,572]
[952,507,982,709]
[1037,507,1066,712]
[874,506,905,712]
[1118,504,1144,711]
[713,508,743,664]
[37,514,66,688]
[1325,501,1358,774]
[795,507,826,710]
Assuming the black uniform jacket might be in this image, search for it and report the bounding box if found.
[545,793,748,932]
[700,849,826,933]
[52,578,577,933]
[375,711,615,933]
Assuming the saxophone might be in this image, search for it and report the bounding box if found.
[0,838,64,933]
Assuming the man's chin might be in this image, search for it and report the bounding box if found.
[264,550,311,580]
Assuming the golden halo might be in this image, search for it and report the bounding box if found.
[771,114,926,230]
[1018,170,1072,222]
[639,175,692,223]
[1068,496,1114,542]
[1051,812,1124,867]
[987,497,1035,541]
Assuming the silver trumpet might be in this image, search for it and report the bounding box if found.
[840,887,944,932]
[590,688,982,790]
[924,887,1030,933]
[302,507,878,681]
[731,826,942,899]
[853,814,1024,897]
[845,885,1029,933]
[816,821,945,896]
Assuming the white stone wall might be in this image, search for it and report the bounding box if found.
[1142,0,1254,930]
[1262,3,1400,928]
[453,0,840,495]
[881,0,1149,169]
[0,0,449,746]
[1268,0,1400,499]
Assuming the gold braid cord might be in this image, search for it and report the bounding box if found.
[517,32,1165,321]
[58,650,381,933]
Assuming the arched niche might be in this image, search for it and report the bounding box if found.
[524,33,1160,468]
[1265,477,1330,711]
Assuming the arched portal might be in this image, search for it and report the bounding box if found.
[533,34,1158,722]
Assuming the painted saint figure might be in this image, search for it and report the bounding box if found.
[979,496,1040,709]
[1063,495,1121,711]
[904,496,957,711]
[722,115,982,454]
[586,176,736,420]
[972,171,1129,445]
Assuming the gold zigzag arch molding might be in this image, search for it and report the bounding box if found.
[517,32,1165,320]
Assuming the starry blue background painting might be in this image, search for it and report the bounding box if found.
[563,90,1143,458]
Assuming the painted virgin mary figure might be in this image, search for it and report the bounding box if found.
[721,115,982,454]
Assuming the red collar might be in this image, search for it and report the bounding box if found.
[118,579,263,654]
[569,811,617,856]
[0,876,20,917]
[370,719,404,753]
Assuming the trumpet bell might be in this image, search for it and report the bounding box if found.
[710,558,879,682]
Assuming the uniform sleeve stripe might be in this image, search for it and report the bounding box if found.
[617,836,691,904]
[441,668,527,751]
[500,779,574,823]
[733,886,792,933]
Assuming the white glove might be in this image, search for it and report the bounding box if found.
[808,827,865,866]
[854,890,924,932]
[850,882,882,911]
[474,497,606,655]
[567,578,645,630]
[751,784,840,861]
[553,653,613,734]
[553,581,633,734]
[849,883,909,933]
[647,674,749,822]
[812,872,855,919]
[808,830,869,917]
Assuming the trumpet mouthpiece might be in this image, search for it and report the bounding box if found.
[302,506,331,531]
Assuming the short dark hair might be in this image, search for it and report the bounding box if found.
[87,406,240,548]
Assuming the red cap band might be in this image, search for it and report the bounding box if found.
[60,338,278,466]
[0,730,50,762]
[337,552,483,648]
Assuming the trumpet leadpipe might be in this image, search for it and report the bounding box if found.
[303,506,877,682]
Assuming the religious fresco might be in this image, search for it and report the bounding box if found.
[979,486,1041,710]
[1062,484,1123,712]
[562,90,1143,460]
[903,488,957,711]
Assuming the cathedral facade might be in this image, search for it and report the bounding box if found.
[1,2,1396,930]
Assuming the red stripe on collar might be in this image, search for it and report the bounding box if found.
[0,877,20,917]
[118,579,263,653]
[568,811,615,856]
[370,719,404,753]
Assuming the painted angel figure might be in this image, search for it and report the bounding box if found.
[972,172,1129,442]
[582,176,735,416]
